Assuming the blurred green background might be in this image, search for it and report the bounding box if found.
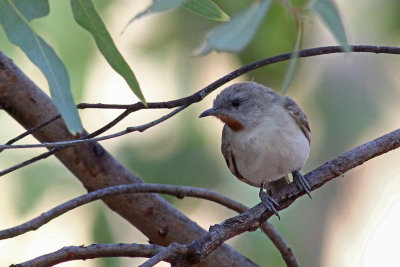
[1,0,400,266]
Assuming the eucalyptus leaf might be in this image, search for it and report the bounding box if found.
[196,0,272,55]
[71,0,146,105]
[12,0,49,20]
[311,0,350,52]
[0,0,83,134]
[127,0,189,23]
[184,0,230,22]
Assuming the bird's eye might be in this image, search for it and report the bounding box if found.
[231,99,241,108]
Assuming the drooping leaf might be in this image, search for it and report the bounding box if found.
[125,0,189,25]
[0,0,83,134]
[12,0,49,20]
[281,21,303,96]
[71,0,146,105]
[183,0,230,22]
[311,0,350,52]
[196,0,272,55]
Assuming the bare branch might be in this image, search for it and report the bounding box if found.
[0,184,256,240]
[1,45,400,151]
[20,122,400,266]
[177,127,400,264]
[12,243,166,267]
[77,103,137,109]
[0,181,296,266]
[2,45,400,266]
[0,148,60,177]
[139,243,188,267]
[5,128,400,264]
[0,105,188,150]
[0,115,61,153]
[0,106,187,177]
[0,50,257,267]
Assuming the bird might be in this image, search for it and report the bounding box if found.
[199,82,311,217]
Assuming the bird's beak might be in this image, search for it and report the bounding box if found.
[199,107,219,118]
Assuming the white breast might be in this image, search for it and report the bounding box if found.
[227,108,310,187]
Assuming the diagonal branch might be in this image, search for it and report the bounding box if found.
[0,184,251,240]
[2,182,296,266]
[1,182,296,266]
[139,243,188,267]
[180,127,400,264]
[12,243,168,267]
[0,50,257,267]
[11,127,400,266]
[1,45,400,266]
[1,45,400,151]
[0,105,188,150]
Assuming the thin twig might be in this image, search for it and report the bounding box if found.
[7,126,400,266]
[0,115,61,153]
[12,243,166,267]
[77,103,136,109]
[1,45,400,151]
[180,127,400,264]
[139,243,187,267]
[0,105,187,150]
[0,106,187,177]
[0,181,297,266]
[0,147,60,177]
[86,109,131,137]
[0,51,255,267]
[0,183,252,240]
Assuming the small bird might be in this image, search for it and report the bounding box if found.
[199,82,311,217]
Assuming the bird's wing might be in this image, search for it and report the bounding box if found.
[221,126,247,182]
[284,97,311,144]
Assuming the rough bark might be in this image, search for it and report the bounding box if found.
[0,51,256,267]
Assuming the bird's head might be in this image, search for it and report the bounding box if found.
[199,82,278,131]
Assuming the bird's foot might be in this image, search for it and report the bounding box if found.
[259,182,280,219]
[292,170,311,198]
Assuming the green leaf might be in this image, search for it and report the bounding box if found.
[0,0,83,134]
[183,0,230,22]
[281,22,303,96]
[196,0,272,55]
[127,0,189,23]
[12,0,49,20]
[311,0,350,52]
[71,0,146,105]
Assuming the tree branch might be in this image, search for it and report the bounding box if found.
[3,183,295,266]
[0,51,256,267]
[14,126,400,266]
[12,243,168,267]
[0,184,251,240]
[140,243,188,267]
[178,127,400,264]
[0,105,188,150]
[1,45,400,151]
[0,115,61,152]
[6,126,400,265]
[1,45,399,266]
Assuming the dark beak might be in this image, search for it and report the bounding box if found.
[199,107,219,118]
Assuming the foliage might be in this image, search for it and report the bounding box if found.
[0,0,348,133]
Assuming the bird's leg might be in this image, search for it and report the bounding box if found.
[292,170,311,198]
[259,182,280,219]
